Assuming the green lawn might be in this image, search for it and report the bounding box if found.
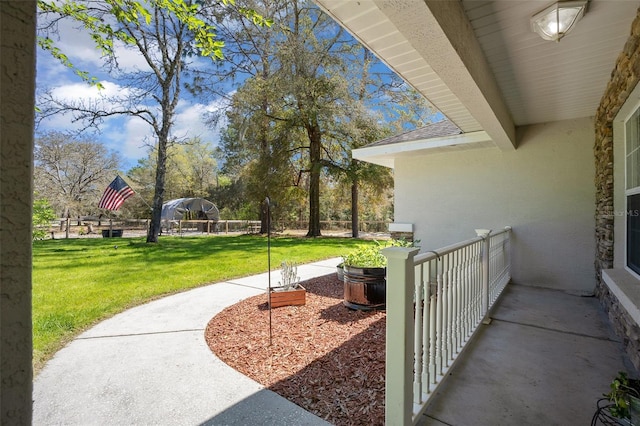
[32,234,373,370]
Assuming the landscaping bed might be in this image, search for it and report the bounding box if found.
[205,274,386,425]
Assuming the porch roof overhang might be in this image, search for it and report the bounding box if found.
[353,120,493,168]
[315,0,516,151]
[314,0,639,162]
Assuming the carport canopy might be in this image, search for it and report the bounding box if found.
[161,198,220,221]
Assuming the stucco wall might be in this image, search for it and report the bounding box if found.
[394,117,595,292]
[1,1,36,423]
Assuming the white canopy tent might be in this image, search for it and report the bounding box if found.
[161,198,220,232]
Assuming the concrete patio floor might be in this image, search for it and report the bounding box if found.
[416,283,635,426]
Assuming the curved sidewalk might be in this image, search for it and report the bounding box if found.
[33,259,340,426]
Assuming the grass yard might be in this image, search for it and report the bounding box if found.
[32,234,373,371]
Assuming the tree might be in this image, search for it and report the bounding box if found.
[37,0,271,242]
[202,0,290,233]
[32,197,57,240]
[276,1,350,237]
[213,0,434,236]
[34,131,122,217]
[214,0,350,236]
[126,137,219,208]
[218,76,303,229]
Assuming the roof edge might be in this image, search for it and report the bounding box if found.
[353,130,492,168]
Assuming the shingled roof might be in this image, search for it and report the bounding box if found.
[367,119,463,148]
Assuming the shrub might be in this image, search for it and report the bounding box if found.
[33,198,56,240]
[342,238,420,268]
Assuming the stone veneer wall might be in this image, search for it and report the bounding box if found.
[389,231,414,242]
[595,9,640,369]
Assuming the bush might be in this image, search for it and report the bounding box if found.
[342,238,419,268]
[33,198,56,240]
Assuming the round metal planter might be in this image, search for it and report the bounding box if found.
[343,265,386,311]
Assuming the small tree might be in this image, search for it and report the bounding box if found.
[34,131,122,218]
[33,198,56,240]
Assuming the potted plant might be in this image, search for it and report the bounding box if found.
[341,239,418,311]
[269,261,306,308]
[603,371,640,424]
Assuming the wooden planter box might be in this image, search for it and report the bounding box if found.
[269,285,306,308]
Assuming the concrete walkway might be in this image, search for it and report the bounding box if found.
[33,259,340,426]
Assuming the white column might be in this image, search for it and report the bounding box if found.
[475,229,492,323]
[383,246,420,426]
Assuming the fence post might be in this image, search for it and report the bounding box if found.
[382,246,420,426]
[65,217,70,239]
[475,229,491,324]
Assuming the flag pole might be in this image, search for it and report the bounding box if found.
[118,174,153,212]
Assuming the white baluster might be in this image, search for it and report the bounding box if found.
[435,264,443,375]
[413,264,423,404]
[422,261,431,390]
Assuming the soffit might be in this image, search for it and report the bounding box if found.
[313,0,485,133]
[462,0,639,126]
[314,0,639,130]
[352,130,495,168]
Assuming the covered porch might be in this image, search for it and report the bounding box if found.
[416,283,629,425]
[382,228,634,425]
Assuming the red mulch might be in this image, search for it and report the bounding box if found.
[204,273,386,425]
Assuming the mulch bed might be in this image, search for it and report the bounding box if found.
[205,273,386,425]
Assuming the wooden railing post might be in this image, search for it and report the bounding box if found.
[475,229,491,323]
[383,246,420,426]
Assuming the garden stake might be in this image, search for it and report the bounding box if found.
[266,197,272,346]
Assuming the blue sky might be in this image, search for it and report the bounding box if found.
[36,18,229,171]
[35,9,439,172]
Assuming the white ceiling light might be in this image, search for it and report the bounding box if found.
[530,1,588,42]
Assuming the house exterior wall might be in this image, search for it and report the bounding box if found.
[595,11,640,281]
[394,117,595,292]
[1,1,36,423]
[594,10,640,369]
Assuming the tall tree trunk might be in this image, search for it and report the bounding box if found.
[307,125,322,237]
[351,179,359,238]
[146,134,168,243]
[260,199,269,234]
[145,27,182,243]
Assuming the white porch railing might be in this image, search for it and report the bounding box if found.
[382,226,512,425]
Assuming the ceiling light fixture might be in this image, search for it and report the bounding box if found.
[530,0,587,42]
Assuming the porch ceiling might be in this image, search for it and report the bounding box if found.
[314,0,638,153]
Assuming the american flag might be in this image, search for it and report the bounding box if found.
[98,175,135,211]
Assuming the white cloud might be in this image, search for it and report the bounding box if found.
[110,41,151,72]
[172,98,231,146]
[119,118,153,163]
[53,20,104,68]
[173,103,214,143]
[49,80,134,103]
[45,14,149,73]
